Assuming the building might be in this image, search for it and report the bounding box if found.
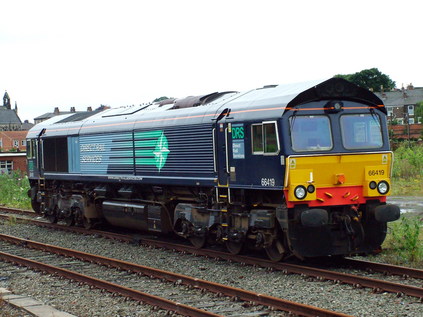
[374,84,423,125]
[0,91,22,131]
[34,106,100,124]
[0,152,26,174]
[0,131,27,152]
[0,91,34,174]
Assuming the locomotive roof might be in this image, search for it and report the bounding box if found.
[27,78,385,138]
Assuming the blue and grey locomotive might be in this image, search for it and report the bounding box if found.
[26,78,400,261]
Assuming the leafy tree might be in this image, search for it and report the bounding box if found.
[153,96,171,103]
[335,68,396,92]
[415,101,423,124]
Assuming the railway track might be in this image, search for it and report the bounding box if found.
[1,207,422,300]
[0,233,351,317]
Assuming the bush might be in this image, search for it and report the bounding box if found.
[0,172,31,209]
[383,216,423,266]
[392,143,423,179]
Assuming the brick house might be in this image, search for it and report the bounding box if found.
[0,91,33,173]
[0,152,26,174]
[374,84,423,125]
[0,131,27,152]
[374,85,423,140]
[34,106,101,124]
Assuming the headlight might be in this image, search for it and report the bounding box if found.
[369,181,377,190]
[377,181,389,195]
[294,185,307,199]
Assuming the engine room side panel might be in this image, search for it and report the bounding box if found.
[54,124,217,187]
[77,132,134,175]
[134,124,215,178]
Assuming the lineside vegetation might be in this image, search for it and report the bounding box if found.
[391,142,423,196]
[0,172,31,210]
[380,215,423,268]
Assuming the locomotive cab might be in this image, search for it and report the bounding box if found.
[279,80,400,257]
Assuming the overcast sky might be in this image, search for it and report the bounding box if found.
[1,0,421,123]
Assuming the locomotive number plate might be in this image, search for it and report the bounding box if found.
[367,169,385,176]
[261,178,276,187]
[365,165,387,179]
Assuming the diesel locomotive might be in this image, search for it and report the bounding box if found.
[26,78,400,261]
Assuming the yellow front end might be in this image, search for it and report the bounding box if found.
[284,152,392,208]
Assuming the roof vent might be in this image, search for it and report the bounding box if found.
[260,85,278,89]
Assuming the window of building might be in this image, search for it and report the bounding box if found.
[407,105,414,115]
[290,116,332,152]
[408,118,415,124]
[21,140,26,146]
[13,140,19,147]
[0,138,2,148]
[0,160,13,174]
[251,122,280,155]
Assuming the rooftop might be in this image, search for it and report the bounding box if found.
[375,87,423,107]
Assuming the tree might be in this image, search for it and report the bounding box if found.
[415,101,423,124]
[153,96,171,103]
[335,68,396,92]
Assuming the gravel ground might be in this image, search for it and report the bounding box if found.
[0,263,173,317]
[0,297,32,317]
[0,220,422,317]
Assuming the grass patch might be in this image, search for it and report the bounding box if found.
[379,214,423,268]
[0,172,31,210]
[391,176,423,196]
[5,215,17,226]
[391,143,423,196]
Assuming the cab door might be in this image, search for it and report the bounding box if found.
[26,139,41,178]
[215,122,229,186]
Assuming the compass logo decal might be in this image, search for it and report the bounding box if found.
[153,132,170,171]
[132,130,170,171]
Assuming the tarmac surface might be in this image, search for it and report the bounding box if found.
[388,196,423,214]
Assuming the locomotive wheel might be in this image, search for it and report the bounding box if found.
[47,214,58,224]
[226,240,245,255]
[64,215,75,227]
[189,235,207,249]
[46,206,58,224]
[31,199,42,214]
[83,217,93,229]
[265,239,286,262]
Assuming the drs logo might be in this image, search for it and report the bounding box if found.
[232,126,244,139]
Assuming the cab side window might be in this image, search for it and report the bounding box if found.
[251,122,280,155]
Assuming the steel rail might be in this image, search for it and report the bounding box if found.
[0,233,351,317]
[137,238,423,298]
[2,213,422,299]
[0,206,36,217]
[341,258,423,280]
[0,251,221,317]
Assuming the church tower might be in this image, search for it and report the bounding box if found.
[3,91,11,109]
